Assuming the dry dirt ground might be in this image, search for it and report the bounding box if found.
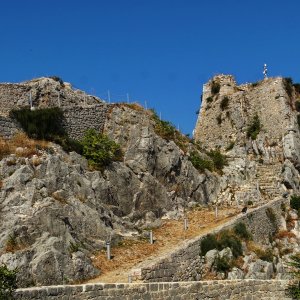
[88,206,240,284]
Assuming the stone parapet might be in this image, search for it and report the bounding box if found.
[14,280,290,300]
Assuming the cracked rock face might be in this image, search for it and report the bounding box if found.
[0,106,219,287]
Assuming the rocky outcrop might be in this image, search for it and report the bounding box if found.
[0,104,220,287]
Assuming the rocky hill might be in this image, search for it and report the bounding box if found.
[1,75,300,290]
[0,78,220,287]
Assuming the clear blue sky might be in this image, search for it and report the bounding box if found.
[1,0,299,134]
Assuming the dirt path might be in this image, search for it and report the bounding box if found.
[88,206,240,283]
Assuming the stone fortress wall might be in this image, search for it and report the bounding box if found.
[0,78,111,140]
[194,75,293,151]
[14,279,290,300]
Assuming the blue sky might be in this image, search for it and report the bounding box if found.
[0,0,299,134]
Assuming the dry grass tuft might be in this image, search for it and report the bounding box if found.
[275,230,296,240]
[0,132,49,159]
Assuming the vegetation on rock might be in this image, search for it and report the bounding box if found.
[234,222,252,240]
[291,195,300,211]
[286,254,300,298]
[220,96,229,110]
[189,151,213,172]
[211,81,221,95]
[0,265,17,300]
[10,107,65,140]
[207,149,228,171]
[246,114,261,140]
[81,129,123,169]
[200,229,245,258]
[150,109,190,152]
[10,107,82,154]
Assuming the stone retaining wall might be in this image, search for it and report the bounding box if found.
[0,115,21,139]
[138,198,285,282]
[14,280,291,300]
[0,104,110,140]
[62,104,109,140]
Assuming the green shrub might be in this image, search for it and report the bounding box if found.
[246,114,261,140]
[220,96,229,110]
[81,129,122,169]
[206,96,213,103]
[150,109,190,152]
[214,256,231,273]
[251,82,259,87]
[49,76,64,85]
[216,114,222,125]
[257,248,274,263]
[225,141,235,151]
[284,77,293,98]
[286,254,300,298]
[0,265,17,300]
[217,231,242,258]
[68,241,80,253]
[294,83,300,94]
[291,195,300,211]
[207,149,228,171]
[295,101,300,112]
[211,81,220,95]
[189,151,213,172]
[200,234,218,256]
[234,223,252,240]
[297,115,300,130]
[10,107,65,140]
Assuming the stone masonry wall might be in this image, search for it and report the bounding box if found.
[0,115,21,139]
[62,104,109,140]
[14,280,290,300]
[0,104,110,140]
[137,198,284,282]
[194,76,292,150]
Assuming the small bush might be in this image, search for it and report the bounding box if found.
[200,234,218,256]
[220,96,229,110]
[206,96,213,103]
[214,256,231,273]
[81,129,123,169]
[189,151,213,172]
[234,223,252,240]
[5,234,19,253]
[217,231,242,258]
[246,114,261,140]
[207,149,228,171]
[294,83,300,94]
[216,114,222,125]
[68,241,80,253]
[291,195,300,211]
[297,115,300,130]
[10,107,65,140]
[284,77,293,98]
[255,248,274,263]
[247,200,253,206]
[225,141,235,151]
[211,81,221,95]
[286,254,300,298]
[251,82,259,87]
[0,265,17,300]
[295,101,300,112]
[150,109,190,152]
[49,76,64,85]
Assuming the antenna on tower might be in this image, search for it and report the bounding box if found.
[263,63,268,79]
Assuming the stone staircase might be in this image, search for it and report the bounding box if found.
[234,162,283,205]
